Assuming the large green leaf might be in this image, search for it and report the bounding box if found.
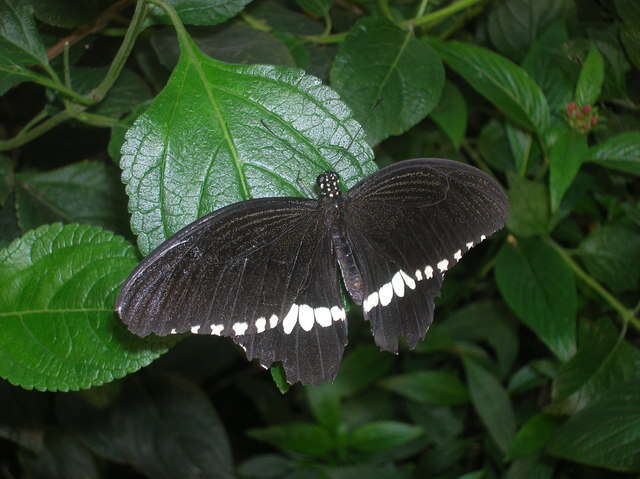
[15,161,130,237]
[306,382,341,432]
[507,414,561,460]
[578,224,640,293]
[477,120,517,173]
[505,174,550,237]
[495,238,576,360]
[551,319,640,414]
[149,0,253,26]
[295,0,331,17]
[248,423,335,457]
[420,301,518,377]
[547,381,640,472]
[506,123,533,176]
[587,132,640,176]
[549,127,589,212]
[430,39,549,134]
[25,432,98,479]
[122,33,374,256]
[575,44,605,106]
[331,17,444,145]
[58,375,233,478]
[0,224,170,391]
[522,22,575,112]
[487,0,573,61]
[31,0,112,28]
[380,371,468,406]
[332,345,394,397]
[0,0,47,69]
[463,355,516,454]
[348,421,423,453]
[430,82,467,149]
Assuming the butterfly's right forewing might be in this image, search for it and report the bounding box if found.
[116,197,348,385]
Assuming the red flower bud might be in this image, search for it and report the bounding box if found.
[591,116,598,126]
[582,104,591,114]
[567,102,577,111]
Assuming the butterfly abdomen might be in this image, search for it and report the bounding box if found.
[324,197,365,305]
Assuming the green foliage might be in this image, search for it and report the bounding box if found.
[0,0,639,477]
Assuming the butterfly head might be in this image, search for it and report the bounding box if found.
[316,171,341,199]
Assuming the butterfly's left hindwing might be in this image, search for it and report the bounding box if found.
[344,158,508,352]
[116,197,347,385]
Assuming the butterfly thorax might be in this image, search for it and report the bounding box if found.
[316,171,341,199]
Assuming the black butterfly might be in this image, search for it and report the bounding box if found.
[116,158,508,385]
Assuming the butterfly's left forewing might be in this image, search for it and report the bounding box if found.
[344,158,508,352]
[116,197,347,385]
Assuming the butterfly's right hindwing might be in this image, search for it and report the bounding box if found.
[116,198,347,385]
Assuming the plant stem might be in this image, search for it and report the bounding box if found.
[46,0,133,60]
[241,12,271,32]
[63,42,72,89]
[322,12,333,37]
[145,0,191,49]
[67,110,120,127]
[402,0,485,28]
[89,0,147,103]
[304,31,348,44]
[16,108,49,137]
[379,0,396,24]
[547,238,640,332]
[0,111,72,151]
[415,0,430,19]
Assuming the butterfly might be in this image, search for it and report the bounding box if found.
[116,158,508,385]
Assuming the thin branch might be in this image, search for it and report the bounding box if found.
[402,0,485,28]
[46,0,133,61]
[547,238,640,333]
[0,111,72,151]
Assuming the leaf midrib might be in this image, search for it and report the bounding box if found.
[0,308,112,318]
[182,39,251,200]
[372,28,413,111]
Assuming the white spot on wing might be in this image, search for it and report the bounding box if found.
[170,328,177,334]
[255,317,266,333]
[379,282,393,306]
[425,265,434,279]
[283,304,299,334]
[415,269,423,281]
[391,271,405,297]
[480,234,486,241]
[437,259,449,272]
[190,325,200,334]
[315,307,332,327]
[269,314,278,328]
[401,270,416,289]
[233,322,248,335]
[466,241,474,249]
[454,249,462,261]
[298,304,315,331]
[210,324,223,335]
[363,291,379,313]
[330,306,345,321]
